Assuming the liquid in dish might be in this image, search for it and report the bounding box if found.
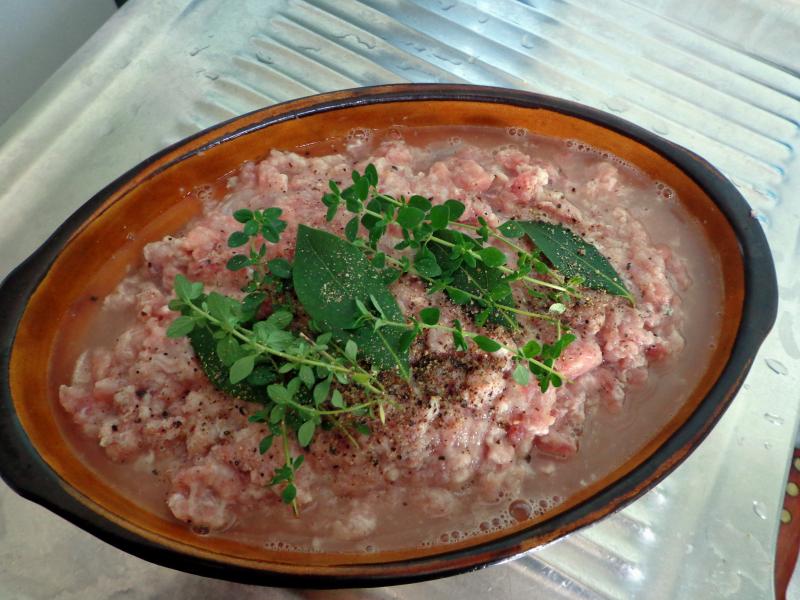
[57,127,723,552]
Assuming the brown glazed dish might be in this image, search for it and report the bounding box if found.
[0,84,777,587]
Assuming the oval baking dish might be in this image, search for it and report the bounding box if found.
[0,84,777,587]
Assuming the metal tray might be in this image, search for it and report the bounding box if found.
[0,1,798,598]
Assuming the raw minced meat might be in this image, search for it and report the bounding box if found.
[60,135,689,543]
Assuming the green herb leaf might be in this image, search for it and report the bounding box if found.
[331,389,345,409]
[267,258,292,279]
[297,421,316,447]
[429,204,450,230]
[477,246,506,267]
[187,325,261,403]
[166,315,195,338]
[292,225,410,378]
[313,377,331,406]
[265,310,292,330]
[497,220,525,238]
[419,307,440,326]
[519,221,633,302]
[228,231,250,248]
[259,435,274,454]
[512,363,531,385]
[282,483,297,504]
[408,195,432,211]
[230,355,256,384]
[233,209,254,223]
[397,206,426,229]
[444,199,465,221]
[226,254,250,271]
[473,335,502,352]
[344,216,360,242]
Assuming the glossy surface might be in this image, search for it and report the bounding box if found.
[0,0,797,597]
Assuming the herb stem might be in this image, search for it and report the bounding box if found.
[361,206,571,294]
[280,419,299,517]
[185,300,385,397]
[363,248,556,323]
[365,313,565,381]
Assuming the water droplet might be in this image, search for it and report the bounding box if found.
[478,15,489,23]
[432,53,462,66]
[752,500,767,520]
[764,441,772,449]
[603,98,628,113]
[467,55,477,64]
[521,34,535,49]
[652,122,670,135]
[438,0,456,9]
[765,358,788,375]
[685,543,694,554]
[764,412,784,425]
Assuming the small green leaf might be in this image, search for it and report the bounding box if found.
[230,355,255,384]
[414,254,442,278]
[364,163,378,186]
[293,455,305,469]
[444,199,465,221]
[497,220,525,238]
[408,195,432,211]
[513,363,531,385]
[267,258,292,279]
[166,316,195,338]
[522,339,542,358]
[298,421,316,447]
[265,310,293,330]
[371,252,386,269]
[226,254,250,271]
[331,389,345,409]
[344,339,358,361]
[233,208,254,223]
[549,303,567,314]
[313,377,331,406]
[281,483,297,504]
[354,422,370,436]
[228,231,250,248]
[398,330,417,352]
[247,365,276,386]
[429,204,450,230]
[269,404,286,423]
[345,216,360,242]
[447,287,471,305]
[419,307,440,326]
[477,246,506,267]
[259,435,274,454]
[473,335,502,352]
[243,220,259,236]
[216,336,242,367]
[299,365,315,388]
[397,206,426,229]
[173,274,193,301]
[353,176,369,201]
[268,384,290,404]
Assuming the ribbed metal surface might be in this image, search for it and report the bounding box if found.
[0,1,798,598]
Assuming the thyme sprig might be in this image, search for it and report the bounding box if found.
[166,160,631,514]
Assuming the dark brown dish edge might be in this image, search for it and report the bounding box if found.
[0,84,778,587]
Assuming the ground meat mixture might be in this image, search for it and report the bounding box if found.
[60,135,689,547]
